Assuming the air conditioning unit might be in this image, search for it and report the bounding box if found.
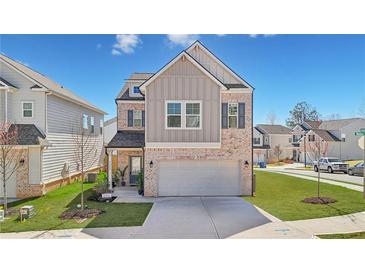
[20,205,35,221]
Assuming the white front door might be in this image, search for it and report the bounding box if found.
[158,160,241,196]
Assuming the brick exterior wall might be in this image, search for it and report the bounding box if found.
[117,150,143,185]
[144,92,253,197]
[16,149,43,198]
[117,101,145,130]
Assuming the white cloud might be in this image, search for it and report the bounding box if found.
[112,34,141,55]
[111,49,121,55]
[249,34,276,38]
[166,34,199,47]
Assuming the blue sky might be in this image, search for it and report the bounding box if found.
[1,34,364,124]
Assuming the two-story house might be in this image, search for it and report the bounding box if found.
[0,54,106,198]
[253,124,293,163]
[107,41,254,197]
[297,118,365,163]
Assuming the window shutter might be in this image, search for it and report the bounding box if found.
[142,110,145,127]
[128,110,133,127]
[222,103,228,128]
[238,103,245,128]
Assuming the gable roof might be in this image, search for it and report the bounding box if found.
[303,120,322,129]
[104,117,117,126]
[319,118,364,130]
[139,51,227,92]
[9,124,50,146]
[254,126,266,135]
[0,77,18,89]
[107,130,145,148]
[117,88,145,101]
[256,124,293,135]
[0,53,106,115]
[127,72,154,81]
[186,40,254,90]
[310,129,341,142]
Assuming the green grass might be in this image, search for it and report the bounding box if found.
[244,171,365,221]
[0,182,153,233]
[346,160,363,167]
[318,232,365,239]
[267,162,287,167]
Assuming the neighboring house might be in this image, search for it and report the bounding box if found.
[107,40,254,197]
[297,118,365,163]
[0,54,106,198]
[253,124,293,163]
[103,117,117,145]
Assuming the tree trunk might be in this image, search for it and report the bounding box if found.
[2,166,7,214]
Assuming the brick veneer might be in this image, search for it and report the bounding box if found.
[144,92,253,197]
[117,101,145,130]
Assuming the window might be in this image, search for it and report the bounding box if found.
[22,102,33,118]
[185,103,200,128]
[264,136,269,144]
[133,110,142,127]
[90,116,95,133]
[167,102,182,128]
[308,135,315,142]
[100,119,103,134]
[82,114,88,129]
[133,86,140,94]
[228,103,238,128]
[253,137,261,145]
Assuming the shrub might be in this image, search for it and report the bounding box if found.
[93,171,109,194]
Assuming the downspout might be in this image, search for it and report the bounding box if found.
[4,88,8,123]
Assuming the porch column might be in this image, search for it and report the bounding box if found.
[108,149,113,191]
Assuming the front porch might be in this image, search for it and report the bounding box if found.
[113,186,155,203]
[106,130,145,192]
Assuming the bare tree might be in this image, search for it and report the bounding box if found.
[266,111,277,125]
[72,116,100,210]
[325,113,342,120]
[305,136,329,198]
[272,145,283,163]
[0,123,25,215]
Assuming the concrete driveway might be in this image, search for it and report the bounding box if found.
[83,197,271,239]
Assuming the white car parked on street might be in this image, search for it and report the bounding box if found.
[313,157,348,174]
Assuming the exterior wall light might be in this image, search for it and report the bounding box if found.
[244,160,249,168]
[19,159,25,165]
[149,161,154,168]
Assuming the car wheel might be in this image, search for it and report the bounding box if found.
[328,167,333,173]
[314,166,318,172]
[348,170,353,176]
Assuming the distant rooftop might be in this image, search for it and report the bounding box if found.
[256,124,293,135]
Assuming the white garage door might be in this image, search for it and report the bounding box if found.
[0,168,17,198]
[158,160,241,196]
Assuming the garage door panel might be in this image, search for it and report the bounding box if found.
[158,160,240,196]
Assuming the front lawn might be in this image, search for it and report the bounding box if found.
[0,182,153,233]
[244,171,365,221]
[318,232,365,239]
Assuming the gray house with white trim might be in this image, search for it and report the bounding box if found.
[0,53,106,198]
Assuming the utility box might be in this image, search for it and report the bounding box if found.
[19,205,35,221]
[87,173,97,183]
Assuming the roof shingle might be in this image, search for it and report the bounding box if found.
[107,130,145,148]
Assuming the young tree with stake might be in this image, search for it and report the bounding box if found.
[0,123,25,215]
[72,115,100,210]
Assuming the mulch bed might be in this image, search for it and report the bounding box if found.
[60,208,104,221]
[302,197,337,204]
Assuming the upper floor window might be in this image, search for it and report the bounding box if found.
[82,114,88,129]
[22,101,33,118]
[308,135,315,142]
[166,101,201,129]
[253,137,261,145]
[185,103,200,128]
[133,86,140,94]
[167,102,181,128]
[264,136,269,144]
[90,116,95,133]
[228,103,238,128]
[100,119,103,134]
[133,110,142,127]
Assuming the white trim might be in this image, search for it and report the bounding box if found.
[145,142,221,148]
[21,101,34,118]
[139,52,227,92]
[132,109,142,127]
[165,100,202,130]
[186,41,254,90]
